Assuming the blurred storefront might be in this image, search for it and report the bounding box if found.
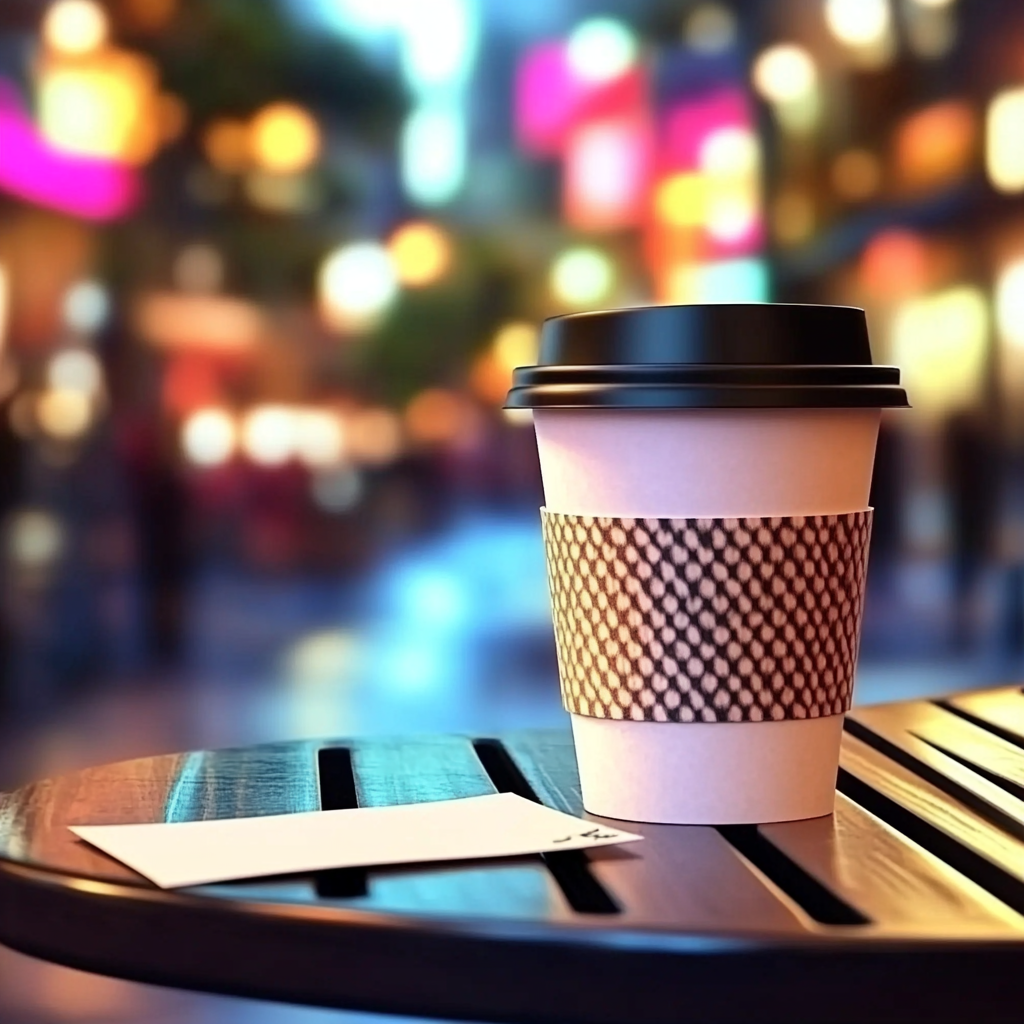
[0,0,1022,746]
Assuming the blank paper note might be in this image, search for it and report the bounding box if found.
[70,791,642,889]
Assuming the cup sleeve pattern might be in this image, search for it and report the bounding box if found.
[540,510,873,723]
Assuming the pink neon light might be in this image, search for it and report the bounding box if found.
[662,87,751,170]
[0,84,139,221]
[515,42,586,157]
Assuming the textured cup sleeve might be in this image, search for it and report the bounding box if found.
[541,510,873,723]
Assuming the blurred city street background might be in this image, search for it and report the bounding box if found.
[1,0,1024,1019]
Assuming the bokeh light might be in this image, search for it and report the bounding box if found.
[63,280,110,333]
[549,247,615,306]
[388,222,452,287]
[38,50,163,164]
[240,405,296,466]
[401,103,466,207]
[48,349,102,395]
[566,19,637,84]
[6,509,65,569]
[347,408,402,465]
[752,45,817,104]
[895,101,976,190]
[37,388,92,440]
[318,242,398,330]
[824,0,892,47]
[405,389,469,446]
[182,407,236,467]
[859,230,929,297]
[42,0,109,56]
[987,87,1024,194]
[493,322,539,371]
[654,174,707,227]
[996,260,1024,350]
[294,410,346,468]
[892,286,988,417]
[249,102,321,175]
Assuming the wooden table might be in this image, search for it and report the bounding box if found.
[4,686,1024,1023]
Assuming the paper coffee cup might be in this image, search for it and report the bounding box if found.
[506,304,908,825]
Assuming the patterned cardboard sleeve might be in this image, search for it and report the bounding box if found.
[541,511,873,723]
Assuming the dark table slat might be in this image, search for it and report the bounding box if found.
[503,731,808,933]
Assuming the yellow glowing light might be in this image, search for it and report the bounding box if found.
[987,87,1024,194]
[996,259,1024,350]
[47,349,102,395]
[405,389,467,446]
[318,242,398,331]
[388,222,453,287]
[549,247,615,307]
[892,286,988,415]
[182,408,236,467]
[38,50,161,163]
[249,103,321,175]
[699,127,759,177]
[240,405,296,466]
[910,0,955,7]
[494,322,539,370]
[43,0,109,56]
[37,388,92,439]
[294,410,345,467]
[203,119,250,173]
[832,149,882,200]
[824,0,891,47]
[752,45,816,104]
[348,408,403,465]
[654,174,707,227]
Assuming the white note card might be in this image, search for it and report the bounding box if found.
[70,792,642,889]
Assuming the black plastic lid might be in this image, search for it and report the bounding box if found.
[504,304,909,410]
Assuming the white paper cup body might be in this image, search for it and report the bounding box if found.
[534,407,881,825]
